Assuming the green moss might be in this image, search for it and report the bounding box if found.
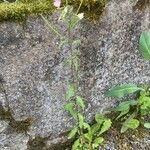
[66,0,106,20]
[0,0,106,22]
[0,1,54,22]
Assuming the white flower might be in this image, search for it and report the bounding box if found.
[77,13,84,20]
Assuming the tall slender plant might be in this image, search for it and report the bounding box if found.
[41,1,111,149]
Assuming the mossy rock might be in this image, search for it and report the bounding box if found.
[0,1,54,22]
[0,0,106,22]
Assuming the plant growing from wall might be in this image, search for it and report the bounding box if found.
[41,0,111,149]
[105,31,150,133]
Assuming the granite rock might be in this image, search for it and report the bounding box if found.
[0,0,150,149]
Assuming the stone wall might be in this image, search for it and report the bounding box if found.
[0,0,150,149]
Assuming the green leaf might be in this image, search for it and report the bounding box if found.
[70,14,81,29]
[120,125,128,133]
[68,127,78,139]
[99,119,112,135]
[72,139,80,150]
[125,119,140,129]
[64,102,73,112]
[121,119,140,133]
[83,122,91,131]
[92,137,104,149]
[144,123,150,129]
[78,113,84,129]
[84,133,93,142]
[95,114,105,125]
[139,31,150,60]
[105,84,143,98]
[110,100,137,120]
[111,103,129,112]
[64,103,77,119]
[66,85,74,100]
[116,109,129,120]
[60,6,68,20]
[76,96,85,110]
[91,123,100,135]
[109,100,138,120]
[139,96,150,108]
[111,100,137,112]
[138,95,150,116]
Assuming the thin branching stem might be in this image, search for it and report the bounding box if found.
[76,0,84,14]
[40,14,62,37]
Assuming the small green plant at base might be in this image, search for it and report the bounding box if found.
[65,86,112,149]
[105,84,150,133]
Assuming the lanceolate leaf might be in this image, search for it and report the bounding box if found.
[99,119,112,135]
[121,119,140,133]
[125,119,140,129]
[111,100,137,112]
[95,114,105,125]
[139,32,150,60]
[121,125,128,133]
[83,122,91,131]
[92,137,104,149]
[105,84,143,98]
[72,139,80,150]
[76,96,85,109]
[91,123,100,135]
[64,103,77,119]
[68,127,78,139]
[78,113,84,129]
[116,109,129,120]
[84,133,92,142]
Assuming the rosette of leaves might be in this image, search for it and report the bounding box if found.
[105,84,150,133]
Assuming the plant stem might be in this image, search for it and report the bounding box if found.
[76,0,84,14]
[65,0,68,5]
[67,11,84,150]
[40,14,62,37]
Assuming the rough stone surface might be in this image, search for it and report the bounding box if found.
[0,0,150,149]
[0,120,29,150]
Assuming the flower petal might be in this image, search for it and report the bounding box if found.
[77,13,84,19]
[54,0,61,8]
